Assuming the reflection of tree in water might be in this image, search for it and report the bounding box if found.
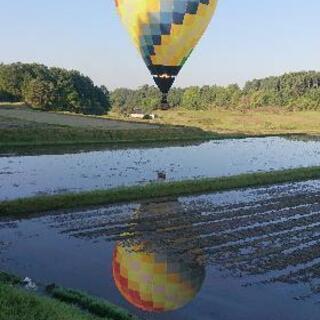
[118,201,204,262]
[53,190,320,301]
[0,222,17,257]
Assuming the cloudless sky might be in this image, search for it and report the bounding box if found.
[0,0,319,89]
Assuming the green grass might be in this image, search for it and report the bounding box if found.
[2,106,320,149]
[0,283,100,320]
[1,166,320,217]
[0,117,224,148]
[3,104,320,146]
[1,123,295,150]
[0,271,138,320]
[0,271,22,286]
[153,108,320,136]
[0,126,218,147]
[47,286,139,320]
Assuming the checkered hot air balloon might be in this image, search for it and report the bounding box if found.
[115,0,218,108]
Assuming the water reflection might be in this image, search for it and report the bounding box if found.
[112,201,206,312]
[2,182,320,319]
[51,183,320,302]
[3,136,320,200]
[0,141,203,157]
[113,242,205,312]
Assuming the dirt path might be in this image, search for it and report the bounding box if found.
[0,107,159,130]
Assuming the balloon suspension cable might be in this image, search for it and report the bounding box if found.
[161,93,170,110]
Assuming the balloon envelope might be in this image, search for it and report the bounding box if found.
[115,0,218,95]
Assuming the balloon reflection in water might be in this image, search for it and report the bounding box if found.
[112,201,206,312]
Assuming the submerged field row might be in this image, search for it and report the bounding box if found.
[52,191,320,233]
[39,185,320,300]
[2,179,320,311]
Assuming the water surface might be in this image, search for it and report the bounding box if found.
[1,136,320,200]
[1,181,320,319]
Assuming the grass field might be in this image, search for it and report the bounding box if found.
[108,108,320,136]
[149,108,320,135]
[2,166,320,217]
[0,271,138,320]
[2,104,320,148]
[0,116,217,148]
[0,283,101,320]
[0,105,232,148]
[0,105,159,130]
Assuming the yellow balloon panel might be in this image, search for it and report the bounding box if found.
[115,0,217,78]
[113,243,205,312]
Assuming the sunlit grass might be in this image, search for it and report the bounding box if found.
[0,116,218,148]
[152,108,320,135]
[2,106,320,148]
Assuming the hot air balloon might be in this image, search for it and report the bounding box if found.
[115,0,218,108]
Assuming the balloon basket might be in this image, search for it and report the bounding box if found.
[160,93,170,110]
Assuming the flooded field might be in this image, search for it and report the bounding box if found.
[1,180,320,319]
[1,136,320,200]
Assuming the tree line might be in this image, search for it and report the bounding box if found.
[0,63,110,115]
[111,71,320,113]
[1,63,320,115]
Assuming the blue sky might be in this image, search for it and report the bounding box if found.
[0,0,319,89]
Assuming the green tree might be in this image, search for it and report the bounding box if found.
[23,79,56,109]
[0,63,111,115]
[181,87,202,109]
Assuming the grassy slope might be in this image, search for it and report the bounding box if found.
[0,104,220,147]
[47,286,139,320]
[0,123,216,147]
[1,166,320,217]
[0,283,100,320]
[151,109,320,135]
[0,113,223,148]
[3,105,320,148]
[0,272,138,320]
